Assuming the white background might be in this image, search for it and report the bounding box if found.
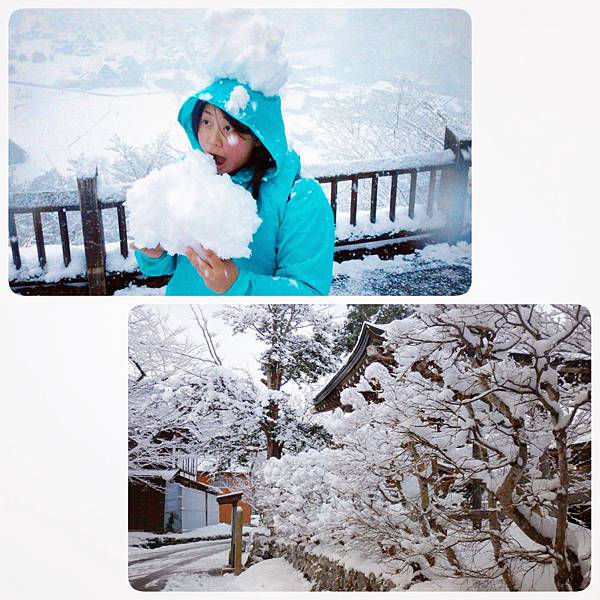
[1,1,599,598]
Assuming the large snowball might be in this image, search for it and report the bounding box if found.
[203,10,289,97]
[126,151,262,259]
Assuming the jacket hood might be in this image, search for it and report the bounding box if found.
[178,78,296,179]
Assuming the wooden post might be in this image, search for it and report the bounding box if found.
[8,210,21,270]
[77,170,107,295]
[117,203,129,259]
[350,175,358,226]
[369,174,378,223]
[408,170,417,219]
[233,506,244,575]
[389,172,398,222]
[426,169,437,217]
[228,501,238,567]
[57,208,71,267]
[32,209,47,268]
[330,180,338,224]
[438,128,470,242]
[216,491,244,572]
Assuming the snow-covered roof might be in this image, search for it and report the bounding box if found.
[313,322,387,412]
[129,468,179,481]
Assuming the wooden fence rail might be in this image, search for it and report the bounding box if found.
[8,127,471,295]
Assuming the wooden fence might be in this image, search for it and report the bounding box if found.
[8,128,471,295]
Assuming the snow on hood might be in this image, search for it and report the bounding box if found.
[178,77,294,179]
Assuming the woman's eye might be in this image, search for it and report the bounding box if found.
[224,125,232,132]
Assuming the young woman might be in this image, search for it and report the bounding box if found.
[133,77,335,296]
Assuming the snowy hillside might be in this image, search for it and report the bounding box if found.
[9,9,471,187]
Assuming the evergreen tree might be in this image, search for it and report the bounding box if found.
[340,304,414,353]
[218,304,341,458]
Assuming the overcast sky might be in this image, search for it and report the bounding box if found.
[158,304,348,387]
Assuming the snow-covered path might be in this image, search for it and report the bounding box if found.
[128,539,230,591]
[331,241,471,295]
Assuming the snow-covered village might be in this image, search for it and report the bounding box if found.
[128,304,591,592]
[8,9,471,296]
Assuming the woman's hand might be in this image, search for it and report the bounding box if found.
[185,245,239,294]
[129,242,164,259]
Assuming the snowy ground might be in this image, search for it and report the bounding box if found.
[164,555,311,592]
[331,241,471,295]
[128,533,310,592]
[129,523,255,548]
[129,538,232,591]
[11,240,471,296]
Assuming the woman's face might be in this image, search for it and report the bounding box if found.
[197,104,257,175]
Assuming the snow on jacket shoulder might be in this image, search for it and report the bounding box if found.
[135,77,334,296]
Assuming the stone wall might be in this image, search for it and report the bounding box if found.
[247,534,396,592]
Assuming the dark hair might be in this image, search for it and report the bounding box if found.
[192,100,275,199]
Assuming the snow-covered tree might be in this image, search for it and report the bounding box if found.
[128,306,220,479]
[339,303,414,353]
[129,306,335,483]
[319,76,471,162]
[217,305,341,458]
[258,305,590,591]
[108,132,181,185]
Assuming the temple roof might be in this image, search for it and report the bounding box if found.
[313,322,391,413]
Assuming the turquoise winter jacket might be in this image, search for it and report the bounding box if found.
[134,77,335,296]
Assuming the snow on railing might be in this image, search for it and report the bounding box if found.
[8,128,471,294]
[302,148,456,179]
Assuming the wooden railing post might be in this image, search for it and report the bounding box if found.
[77,170,107,295]
[438,127,470,242]
[8,210,22,270]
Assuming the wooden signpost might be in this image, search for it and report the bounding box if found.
[216,491,244,575]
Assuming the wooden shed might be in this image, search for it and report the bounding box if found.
[128,468,220,533]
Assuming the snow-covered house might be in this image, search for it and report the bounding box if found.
[128,468,220,533]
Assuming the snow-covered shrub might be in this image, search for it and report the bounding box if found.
[258,305,591,591]
[107,132,180,186]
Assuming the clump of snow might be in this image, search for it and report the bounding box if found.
[203,10,289,97]
[225,85,250,116]
[126,151,262,259]
[113,283,166,296]
[340,388,367,410]
[72,157,98,180]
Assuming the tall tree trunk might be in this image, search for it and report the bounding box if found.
[263,393,283,459]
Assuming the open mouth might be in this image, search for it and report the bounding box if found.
[211,154,226,167]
